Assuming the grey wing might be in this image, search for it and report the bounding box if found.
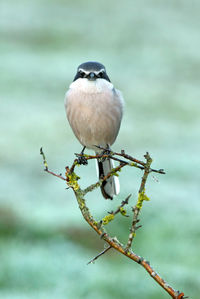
[108,88,124,145]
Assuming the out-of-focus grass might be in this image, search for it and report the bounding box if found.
[0,0,200,298]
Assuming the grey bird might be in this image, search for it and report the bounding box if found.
[64,61,124,199]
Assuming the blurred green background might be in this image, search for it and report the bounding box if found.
[0,0,200,298]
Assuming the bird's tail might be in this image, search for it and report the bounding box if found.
[95,153,120,199]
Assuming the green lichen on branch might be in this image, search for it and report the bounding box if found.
[119,207,127,216]
[102,214,115,225]
[110,168,120,177]
[73,183,96,226]
[66,171,80,191]
[136,189,150,209]
[83,181,102,195]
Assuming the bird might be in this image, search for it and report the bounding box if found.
[64,61,124,199]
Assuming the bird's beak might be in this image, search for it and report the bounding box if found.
[87,72,96,80]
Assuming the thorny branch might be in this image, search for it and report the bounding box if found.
[40,147,186,299]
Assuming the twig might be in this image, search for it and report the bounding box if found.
[87,245,112,265]
[108,194,131,217]
[82,162,126,195]
[40,147,66,181]
[40,147,48,170]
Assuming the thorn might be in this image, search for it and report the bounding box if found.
[132,219,140,223]
[123,194,132,204]
[138,257,144,264]
[100,232,106,239]
[135,225,142,230]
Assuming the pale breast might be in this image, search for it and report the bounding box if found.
[65,79,124,149]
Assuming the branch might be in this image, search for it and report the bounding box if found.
[40,148,186,299]
[75,147,165,174]
[82,162,126,195]
[125,152,152,250]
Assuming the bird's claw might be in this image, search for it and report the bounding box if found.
[77,155,88,165]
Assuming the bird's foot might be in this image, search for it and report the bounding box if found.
[77,155,88,165]
[76,146,88,165]
[99,145,111,162]
[95,145,111,157]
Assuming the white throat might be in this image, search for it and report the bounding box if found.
[69,78,114,94]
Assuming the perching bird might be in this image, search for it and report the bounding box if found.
[64,61,124,199]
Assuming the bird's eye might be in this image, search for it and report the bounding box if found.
[98,71,104,78]
[79,70,85,78]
